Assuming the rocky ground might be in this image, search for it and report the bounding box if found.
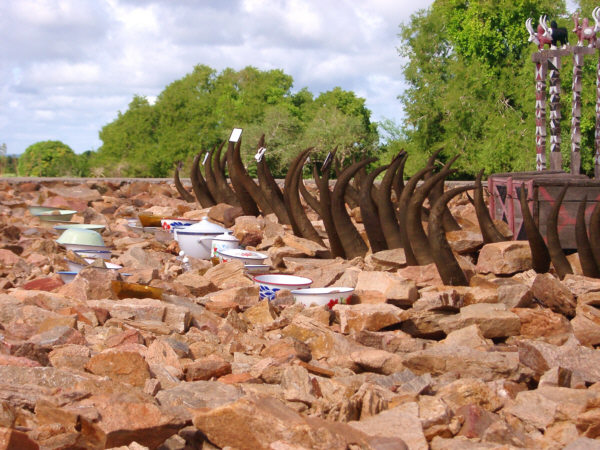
[0,178,599,449]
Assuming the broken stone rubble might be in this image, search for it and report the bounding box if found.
[0,179,598,448]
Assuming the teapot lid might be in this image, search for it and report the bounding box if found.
[213,231,239,241]
[179,217,228,234]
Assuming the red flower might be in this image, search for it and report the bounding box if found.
[327,298,339,309]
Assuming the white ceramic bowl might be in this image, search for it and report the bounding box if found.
[73,248,112,260]
[59,269,130,283]
[56,228,105,247]
[160,218,200,232]
[253,274,312,301]
[291,287,355,309]
[35,209,77,222]
[54,223,106,232]
[245,264,270,275]
[61,243,110,253]
[218,248,268,265]
[29,206,59,215]
[58,271,78,283]
[65,258,122,273]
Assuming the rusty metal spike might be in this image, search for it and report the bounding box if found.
[429,185,474,286]
[475,169,508,243]
[375,151,406,249]
[226,140,260,215]
[406,162,457,266]
[173,161,195,202]
[313,148,345,258]
[546,184,573,279]
[285,148,325,245]
[212,141,240,206]
[518,183,551,273]
[203,145,224,203]
[359,164,390,253]
[256,139,290,225]
[331,157,377,259]
[190,151,216,208]
[576,196,600,278]
[590,201,600,269]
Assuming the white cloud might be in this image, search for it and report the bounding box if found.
[0,0,434,155]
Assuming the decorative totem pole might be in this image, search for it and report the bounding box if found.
[535,59,547,171]
[526,16,559,171]
[596,55,600,178]
[526,13,600,176]
[548,56,563,170]
[571,47,595,174]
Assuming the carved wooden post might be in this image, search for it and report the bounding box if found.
[534,58,547,171]
[572,47,595,175]
[548,55,562,170]
[596,50,600,178]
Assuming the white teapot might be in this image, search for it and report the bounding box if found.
[174,217,228,260]
[211,231,240,263]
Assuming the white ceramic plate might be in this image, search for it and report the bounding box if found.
[291,287,355,309]
[54,224,106,232]
[253,274,312,301]
[244,264,270,274]
[218,248,268,264]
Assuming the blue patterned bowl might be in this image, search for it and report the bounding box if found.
[253,274,312,301]
[160,218,200,232]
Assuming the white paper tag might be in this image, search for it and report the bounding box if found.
[202,152,210,165]
[254,147,267,162]
[229,128,243,143]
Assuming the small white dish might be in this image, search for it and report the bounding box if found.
[58,271,78,283]
[291,287,355,309]
[73,248,112,260]
[56,228,105,247]
[54,224,106,232]
[65,258,122,273]
[35,209,77,222]
[244,264,270,274]
[160,218,200,232]
[29,206,59,215]
[61,243,110,253]
[253,274,312,301]
[59,269,130,283]
[218,248,268,265]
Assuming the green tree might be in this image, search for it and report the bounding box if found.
[397,0,567,177]
[92,65,379,178]
[17,140,79,177]
[0,143,6,175]
[95,95,159,177]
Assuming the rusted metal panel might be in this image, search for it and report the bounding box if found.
[488,171,600,248]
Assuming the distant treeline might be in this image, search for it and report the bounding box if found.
[12,0,600,180]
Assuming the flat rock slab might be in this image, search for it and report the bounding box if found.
[402,344,521,382]
[193,394,406,450]
[475,241,532,275]
[156,381,244,421]
[333,303,404,334]
[438,303,521,339]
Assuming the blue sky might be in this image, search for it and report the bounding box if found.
[2,1,581,156]
[0,0,436,155]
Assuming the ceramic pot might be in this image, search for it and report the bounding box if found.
[174,217,229,260]
[291,287,355,309]
[218,248,267,265]
[211,232,241,262]
[253,274,312,301]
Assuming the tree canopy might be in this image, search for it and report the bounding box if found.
[92,65,379,178]
[397,0,576,177]
[17,140,80,177]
